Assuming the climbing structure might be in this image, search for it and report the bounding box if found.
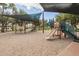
[61,21,79,41]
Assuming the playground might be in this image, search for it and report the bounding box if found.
[0,3,79,56]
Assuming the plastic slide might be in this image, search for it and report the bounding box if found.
[62,23,79,41]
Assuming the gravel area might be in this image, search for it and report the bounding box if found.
[0,31,72,56]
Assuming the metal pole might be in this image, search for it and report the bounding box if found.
[42,11,44,33]
[76,18,77,38]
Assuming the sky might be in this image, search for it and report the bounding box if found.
[40,12,59,20]
[15,3,59,21]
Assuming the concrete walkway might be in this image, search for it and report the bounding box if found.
[0,31,72,56]
[59,42,79,56]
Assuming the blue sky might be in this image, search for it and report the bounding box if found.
[40,12,59,20]
[15,3,59,21]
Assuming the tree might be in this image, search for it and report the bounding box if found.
[0,3,8,32]
[8,3,17,31]
[8,3,16,15]
[19,9,26,15]
[56,13,79,28]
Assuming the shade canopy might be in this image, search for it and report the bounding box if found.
[40,3,79,15]
[2,13,42,22]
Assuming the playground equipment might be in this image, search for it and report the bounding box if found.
[46,29,61,40]
[61,22,79,41]
[48,19,54,29]
[46,21,79,41]
[46,22,61,40]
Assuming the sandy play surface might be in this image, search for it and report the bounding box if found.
[0,31,72,56]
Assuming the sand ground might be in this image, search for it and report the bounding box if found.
[0,31,72,56]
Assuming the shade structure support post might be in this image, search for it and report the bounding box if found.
[75,18,78,39]
[42,11,44,33]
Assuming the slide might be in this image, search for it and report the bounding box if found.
[46,29,57,40]
[62,23,79,42]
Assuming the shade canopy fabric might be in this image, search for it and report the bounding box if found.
[40,3,79,15]
[2,13,42,22]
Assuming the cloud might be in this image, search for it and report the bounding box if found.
[18,3,44,11]
[26,6,31,10]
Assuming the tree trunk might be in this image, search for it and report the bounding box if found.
[24,22,26,33]
[1,22,5,32]
[5,22,7,32]
[15,23,17,33]
[12,23,14,31]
